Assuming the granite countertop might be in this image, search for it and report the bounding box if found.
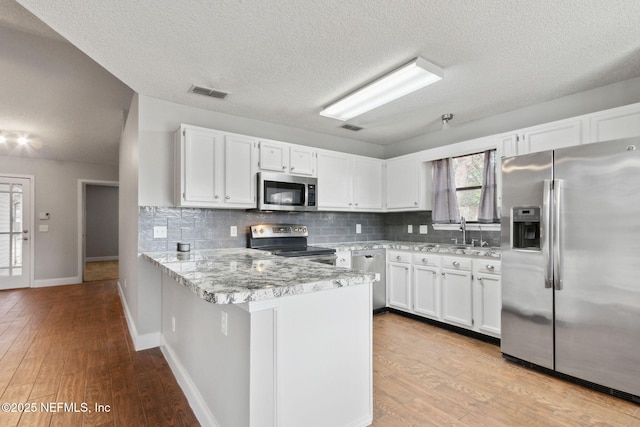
[142,248,376,304]
[317,240,501,259]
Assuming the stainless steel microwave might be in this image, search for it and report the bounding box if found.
[257,172,318,212]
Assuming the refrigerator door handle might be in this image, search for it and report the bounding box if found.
[553,179,563,290]
[542,179,553,289]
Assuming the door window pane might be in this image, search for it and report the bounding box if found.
[12,192,22,232]
[0,234,9,268]
[0,193,9,233]
[12,184,22,193]
[12,234,22,269]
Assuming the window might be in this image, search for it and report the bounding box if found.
[452,151,492,222]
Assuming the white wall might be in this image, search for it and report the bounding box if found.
[137,95,384,207]
[85,184,119,260]
[0,156,117,283]
[119,93,140,336]
[385,76,640,158]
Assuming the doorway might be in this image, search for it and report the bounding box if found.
[0,176,33,290]
[80,180,119,282]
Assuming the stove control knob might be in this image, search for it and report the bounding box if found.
[259,228,264,234]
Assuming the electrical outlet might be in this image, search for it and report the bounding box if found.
[230,226,237,237]
[221,311,228,336]
[153,226,167,239]
[171,316,176,332]
[39,225,49,232]
[407,225,413,233]
[419,225,428,234]
[356,224,362,234]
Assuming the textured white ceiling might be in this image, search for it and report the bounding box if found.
[4,0,640,165]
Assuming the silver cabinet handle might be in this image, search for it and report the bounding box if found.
[422,258,428,263]
[225,196,230,199]
[486,265,495,270]
[414,201,418,206]
[354,203,358,206]
[215,195,220,199]
[291,167,295,171]
[348,203,352,206]
[452,261,460,267]
[396,256,401,260]
[23,237,29,241]
[282,166,286,170]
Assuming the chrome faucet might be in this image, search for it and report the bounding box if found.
[460,216,466,245]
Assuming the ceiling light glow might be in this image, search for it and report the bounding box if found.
[17,136,28,145]
[320,57,444,121]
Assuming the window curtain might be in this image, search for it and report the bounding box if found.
[478,149,499,223]
[431,158,460,223]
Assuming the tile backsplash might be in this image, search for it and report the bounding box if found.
[139,207,500,252]
[138,207,385,252]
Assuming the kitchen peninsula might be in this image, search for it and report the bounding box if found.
[142,248,375,427]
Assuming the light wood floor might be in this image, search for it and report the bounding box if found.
[372,313,640,426]
[84,261,119,282]
[0,280,198,427]
[1,284,639,426]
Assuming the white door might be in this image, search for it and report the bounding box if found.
[413,265,440,319]
[441,269,473,327]
[258,140,288,172]
[224,135,256,206]
[0,177,31,289]
[353,158,383,210]
[387,262,411,311]
[289,146,316,176]
[317,152,353,209]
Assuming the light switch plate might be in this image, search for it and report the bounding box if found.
[230,226,237,237]
[39,212,50,220]
[419,225,428,234]
[153,226,167,239]
[39,224,49,232]
[356,224,362,234]
[407,225,413,233]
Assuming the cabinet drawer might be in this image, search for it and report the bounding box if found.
[412,253,441,267]
[442,256,471,271]
[388,251,411,264]
[477,260,501,275]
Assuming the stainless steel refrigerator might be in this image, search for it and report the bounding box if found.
[501,137,640,399]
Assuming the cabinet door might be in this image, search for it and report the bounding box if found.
[441,269,473,327]
[317,152,353,209]
[387,262,411,311]
[258,140,288,172]
[353,158,383,210]
[520,119,585,154]
[224,135,256,206]
[289,146,316,176]
[413,265,440,319]
[589,103,640,142]
[182,127,224,204]
[335,251,352,268]
[386,157,420,210]
[475,273,501,336]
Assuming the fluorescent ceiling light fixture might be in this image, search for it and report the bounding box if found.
[320,57,443,121]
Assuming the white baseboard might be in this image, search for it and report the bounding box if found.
[86,256,119,262]
[33,276,82,288]
[161,338,219,427]
[117,281,161,351]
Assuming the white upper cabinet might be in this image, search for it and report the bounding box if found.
[175,125,256,209]
[518,117,586,155]
[317,151,384,211]
[386,156,431,211]
[353,158,383,210]
[317,151,353,209]
[289,146,316,176]
[589,102,640,143]
[258,139,288,172]
[258,140,317,176]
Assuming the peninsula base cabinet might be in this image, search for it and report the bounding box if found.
[160,271,373,427]
[387,250,501,338]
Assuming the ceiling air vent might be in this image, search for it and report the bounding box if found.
[189,85,229,99]
[340,124,363,132]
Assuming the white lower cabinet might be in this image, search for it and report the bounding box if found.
[386,250,501,338]
[412,254,441,320]
[335,250,352,268]
[387,251,412,311]
[441,256,473,328]
[473,259,502,338]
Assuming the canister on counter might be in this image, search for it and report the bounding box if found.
[177,242,191,252]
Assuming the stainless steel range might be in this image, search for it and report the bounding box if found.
[249,224,337,265]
